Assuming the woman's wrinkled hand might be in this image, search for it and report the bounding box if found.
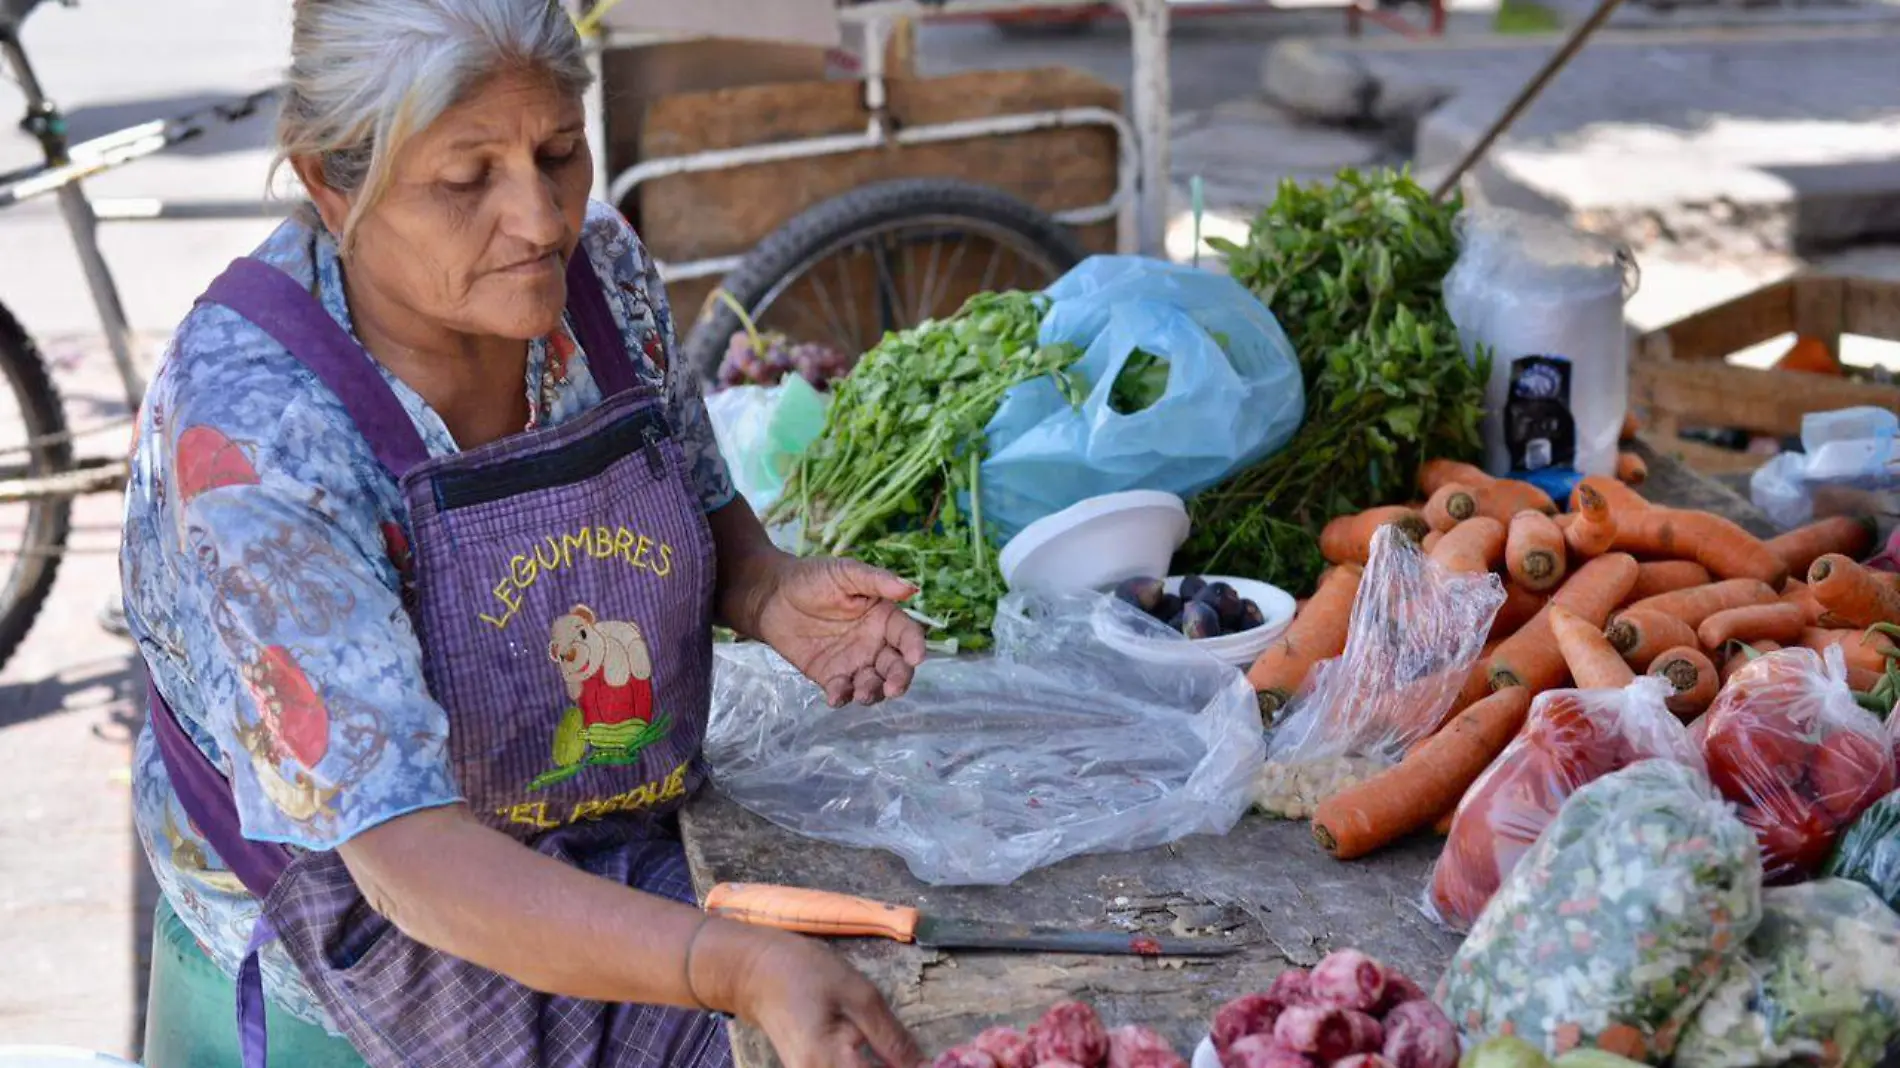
[725,929,923,1068]
[753,557,928,707]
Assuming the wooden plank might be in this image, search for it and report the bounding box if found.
[1630,358,1900,440]
[1844,276,1900,341]
[679,450,1775,1068]
[1790,275,1845,361]
[1638,277,1795,362]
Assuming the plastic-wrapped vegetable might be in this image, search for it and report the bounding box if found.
[1700,646,1897,884]
[1428,677,1703,929]
[1255,526,1505,818]
[1674,879,1900,1068]
[1824,789,1900,913]
[1437,760,1763,1064]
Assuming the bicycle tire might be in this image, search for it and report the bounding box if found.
[679,178,1090,384]
[0,300,73,674]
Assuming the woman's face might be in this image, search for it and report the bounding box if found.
[322,68,593,342]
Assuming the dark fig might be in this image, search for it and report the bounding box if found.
[1238,600,1267,631]
[1114,576,1165,614]
[1197,582,1243,625]
[1178,575,1209,601]
[1165,612,1184,631]
[1153,593,1183,622]
[1181,601,1221,641]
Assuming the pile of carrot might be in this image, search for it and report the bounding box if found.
[1280,440,1897,863]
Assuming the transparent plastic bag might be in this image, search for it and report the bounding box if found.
[703,590,1266,885]
[1675,879,1900,1068]
[1750,407,1900,531]
[1429,676,1704,930]
[1438,760,1762,1065]
[704,376,829,512]
[1700,645,1898,884]
[1824,788,1900,912]
[1252,525,1504,819]
[977,255,1305,542]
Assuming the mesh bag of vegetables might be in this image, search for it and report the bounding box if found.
[1437,759,1764,1066]
[1428,677,1704,930]
[1698,646,1897,885]
[1674,878,1900,1068]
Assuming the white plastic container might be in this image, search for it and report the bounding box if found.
[0,1051,140,1068]
[998,490,1190,594]
[1444,207,1635,484]
[1091,575,1296,670]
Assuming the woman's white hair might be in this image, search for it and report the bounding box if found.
[273,0,592,251]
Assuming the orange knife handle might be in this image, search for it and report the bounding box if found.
[703,883,920,943]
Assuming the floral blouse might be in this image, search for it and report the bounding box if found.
[120,201,735,1031]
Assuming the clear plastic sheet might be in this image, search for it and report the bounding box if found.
[1699,645,1898,884]
[703,591,1266,886]
[1429,677,1704,930]
[1675,879,1900,1068]
[1438,760,1762,1065]
[1252,526,1504,819]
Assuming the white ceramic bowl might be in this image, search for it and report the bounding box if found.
[1092,574,1297,669]
[999,490,1191,594]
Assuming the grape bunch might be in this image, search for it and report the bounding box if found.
[715,329,855,391]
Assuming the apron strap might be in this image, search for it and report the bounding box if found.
[198,259,433,482]
[561,245,640,399]
[146,679,293,900]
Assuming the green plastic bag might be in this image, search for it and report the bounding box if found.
[1824,788,1900,912]
[705,376,828,512]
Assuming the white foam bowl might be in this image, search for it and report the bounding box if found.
[999,490,1190,594]
[1193,1037,1219,1068]
[0,1051,140,1068]
[1092,575,1296,669]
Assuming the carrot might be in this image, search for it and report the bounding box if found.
[1611,508,1787,589]
[1605,607,1698,671]
[1649,646,1718,720]
[1799,626,1899,675]
[1430,516,1505,575]
[1248,566,1363,714]
[1807,553,1900,628]
[1573,474,1649,515]
[1767,516,1877,578]
[1621,410,1640,442]
[1697,602,1809,651]
[1564,482,1618,559]
[1720,640,1781,684]
[1507,511,1568,592]
[1625,560,1715,604]
[1616,451,1648,486]
[1421,530,1444,554]
[1312,687,1533,860]
[1423,483,1479,532]
[1320,506,1428,566]
[1849,665,1885,692]
[1432,807,1456,836]
[1625,577,1779,627]
[1549,606,1635,687]
[1487,553,1640,692]
[1415,460,1557,517]
[1489,584,1548,642]
[1779,579,1824,625]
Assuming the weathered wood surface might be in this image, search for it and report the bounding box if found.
[681,447,1771,1066]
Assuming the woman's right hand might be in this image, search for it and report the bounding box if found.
[706,924,923,1068]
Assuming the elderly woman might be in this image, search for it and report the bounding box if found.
[120,2,928,1066]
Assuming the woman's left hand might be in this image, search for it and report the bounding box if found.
[753,557,928,707]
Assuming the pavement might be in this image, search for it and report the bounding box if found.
[2,0,1897,1059]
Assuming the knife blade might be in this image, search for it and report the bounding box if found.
[703,882,1236,958]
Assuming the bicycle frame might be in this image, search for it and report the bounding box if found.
[0,23,284,418]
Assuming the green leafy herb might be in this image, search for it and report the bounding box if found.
[1109,350,1171,415]
[765,292,1084,649]
[1179,167,1490,594]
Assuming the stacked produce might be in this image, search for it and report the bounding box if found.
[932,1000,1187,1068]
[1183,169,1491,596]
[1114,576,1273,640]
[1210,949,1458,1068]
[765,292,1085,650]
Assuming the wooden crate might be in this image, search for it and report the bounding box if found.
[1630,274,1900,474]
[628,66,1123,334]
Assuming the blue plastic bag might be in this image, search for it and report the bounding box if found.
[979,256,1305,541]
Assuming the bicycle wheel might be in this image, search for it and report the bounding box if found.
[680,178,1090,384]
[0,301,73,673]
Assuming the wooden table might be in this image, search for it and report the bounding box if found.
[681,446,1778,1065]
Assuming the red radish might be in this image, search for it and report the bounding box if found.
[1213,995,1287,1054]
[1309,949,1387,1011]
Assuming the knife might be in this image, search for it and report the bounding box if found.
[703,882,1237,958]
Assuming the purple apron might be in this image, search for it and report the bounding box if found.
[145,249,733,1068]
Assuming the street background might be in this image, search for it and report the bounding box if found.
[3,0,1899,1056]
